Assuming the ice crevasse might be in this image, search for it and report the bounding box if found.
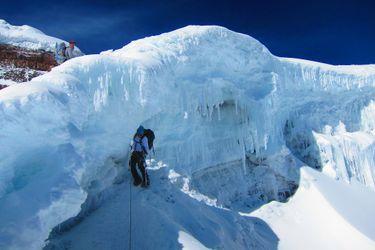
[0,25,374,249]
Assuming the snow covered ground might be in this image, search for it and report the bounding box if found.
[0,19,81,52]
[0,25,374,249]
[251,167,375,250]
[44,158,278,249]
[0,79,16,86]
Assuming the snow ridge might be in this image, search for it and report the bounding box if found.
[0,19,76,52]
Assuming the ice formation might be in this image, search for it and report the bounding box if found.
[0,25,374,249]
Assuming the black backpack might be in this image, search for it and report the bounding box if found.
[133,129,155,154]
[143,129,155,151]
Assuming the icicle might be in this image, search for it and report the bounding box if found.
[217,103,221,121]
[209,105,214,121]
[235,99,238,115]
[241,138,247,175]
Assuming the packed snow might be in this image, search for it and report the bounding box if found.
[0,25,374,249]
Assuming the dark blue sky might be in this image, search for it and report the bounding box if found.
[2,0,374,64]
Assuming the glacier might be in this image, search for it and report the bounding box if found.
[0,25,374,249]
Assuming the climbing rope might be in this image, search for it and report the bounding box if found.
[129,166,132,250]
[127,144,153,249]
[127,145,132,250]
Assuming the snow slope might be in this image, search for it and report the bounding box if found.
[0,25,374,249]
[251,167,375,250]
[44,159,278,249]
[0,19,80,52]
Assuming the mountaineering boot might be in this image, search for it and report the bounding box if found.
[141,173,150,187]
[133,179,141,186]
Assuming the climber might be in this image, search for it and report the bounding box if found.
[54,42,67,64]
[65,40,82,60]
[130,126,150,187]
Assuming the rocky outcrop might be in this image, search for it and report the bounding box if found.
[0,43,57,84]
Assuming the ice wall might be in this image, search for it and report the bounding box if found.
[0,25,374,248]
[277,59,375,189]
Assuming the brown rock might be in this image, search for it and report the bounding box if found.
[0,43,58,85]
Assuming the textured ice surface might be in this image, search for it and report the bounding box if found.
[0,25,374,249]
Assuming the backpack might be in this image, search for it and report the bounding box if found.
[143,129,155,151]
[133,128,155,154]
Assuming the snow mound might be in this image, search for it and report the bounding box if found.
[0,25,374,249]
